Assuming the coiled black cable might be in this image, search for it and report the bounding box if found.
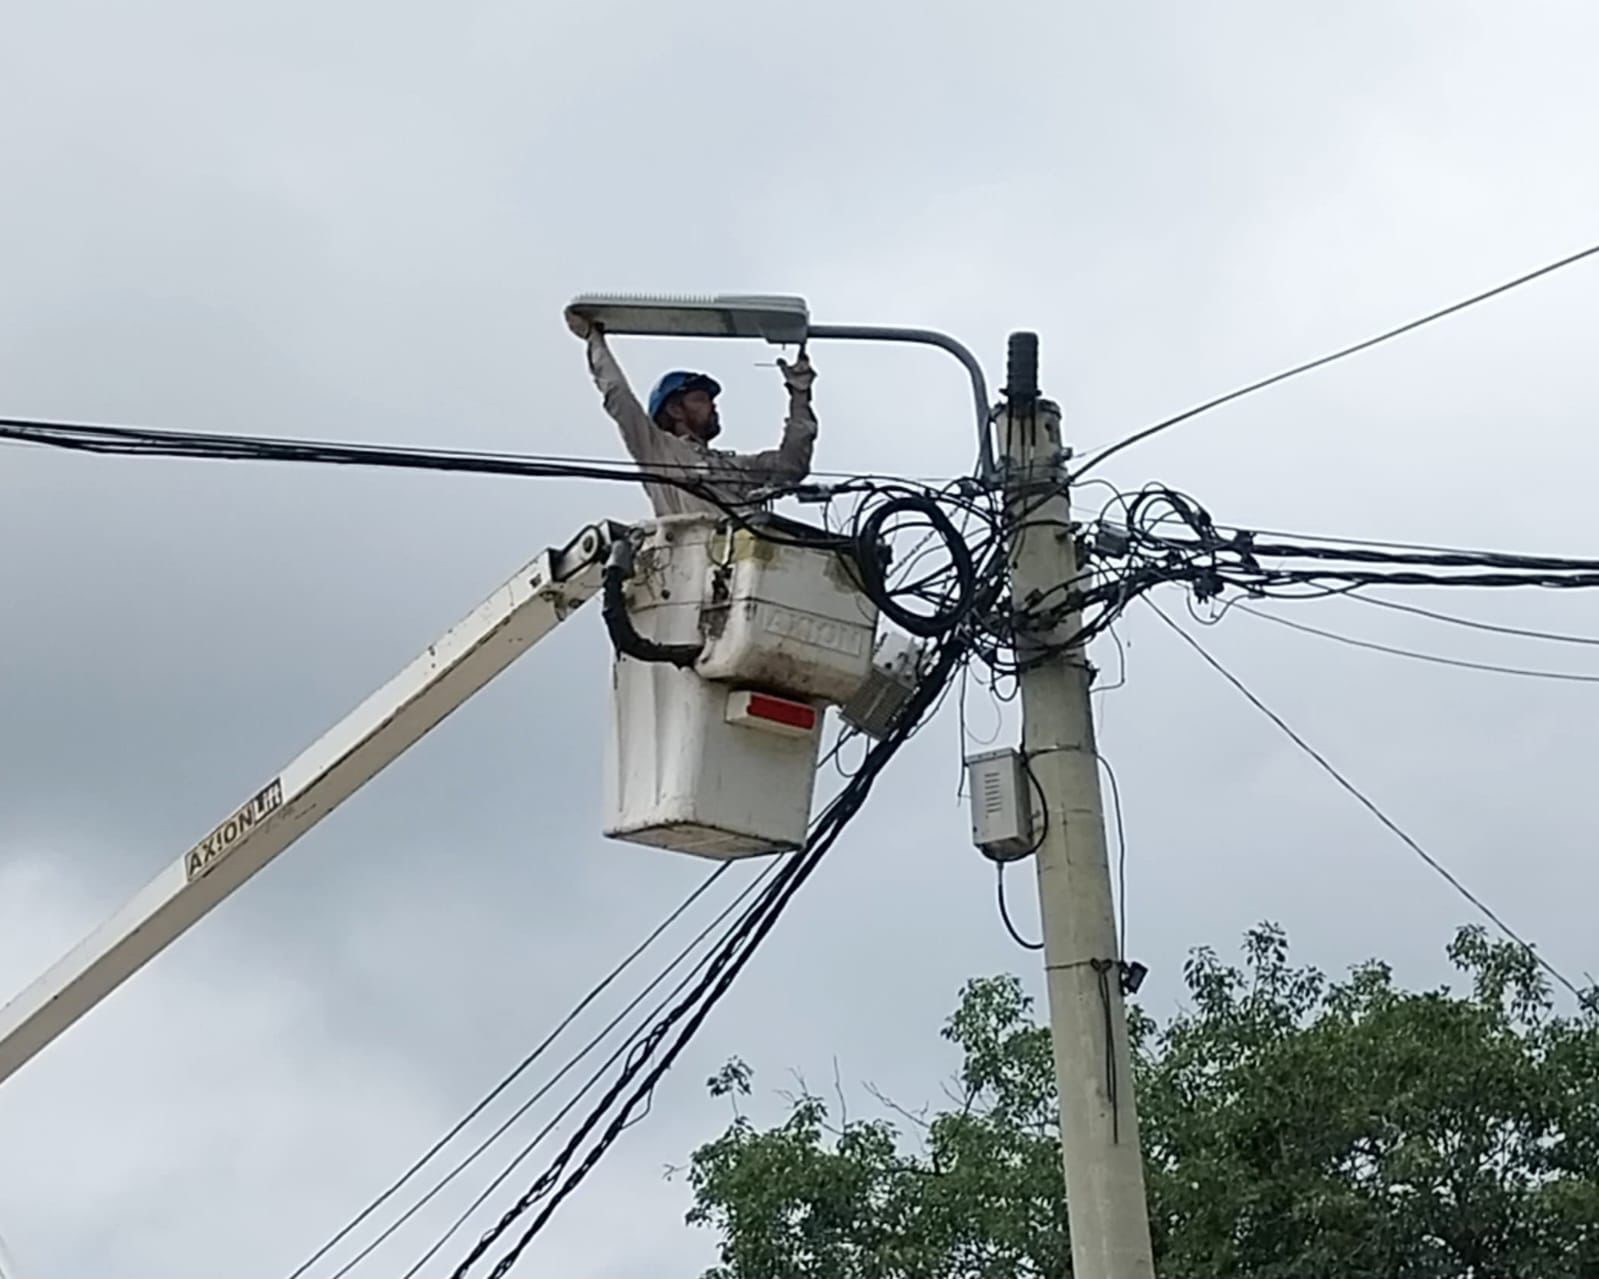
[599,540,703,669]
[852,494,977,638]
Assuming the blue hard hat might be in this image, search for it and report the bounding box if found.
[648,370,721,423]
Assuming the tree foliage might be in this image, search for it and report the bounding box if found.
[682,925,1599,1278]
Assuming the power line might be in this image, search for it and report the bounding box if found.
[1100,750,1130,955]
[1087,483,1599,603]
[1143,596,1593,1011]
[0,414,943,488]
[288,863,735,1279]
[1073,240,1599,478]
[1097,488,1599,593]
[386,859,789,1279]
[1346,592,1599,648]
[1110,486,1599,577]
[0,415,745,489]
[1231,535,1599,576]
[1220,520,1595,563]
[1232,602,1599,684]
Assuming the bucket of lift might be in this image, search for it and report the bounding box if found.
[603,513,879,858]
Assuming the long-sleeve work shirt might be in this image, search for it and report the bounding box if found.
[585,333,816,517]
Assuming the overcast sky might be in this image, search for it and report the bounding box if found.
[4,2,1599,1275]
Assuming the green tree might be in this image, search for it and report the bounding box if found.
[682,926,1599,1278]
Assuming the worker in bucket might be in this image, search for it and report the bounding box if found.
[566,307,817,517]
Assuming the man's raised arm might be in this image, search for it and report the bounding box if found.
[718,352,818,488]
[566,308,658,467]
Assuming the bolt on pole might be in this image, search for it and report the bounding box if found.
[999,331,1155,1278]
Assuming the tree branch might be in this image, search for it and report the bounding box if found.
[863,1080,932,1131]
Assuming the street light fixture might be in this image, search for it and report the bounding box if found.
[567,293,811,344]
[566,292,997,480]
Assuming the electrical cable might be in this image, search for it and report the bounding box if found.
[1222,536,1599,575]
[0,416,850,550]
[1094,622,1129,698]
[5,412,1012,664]
[289,861,739,1279]
[851,493,978,638]
[1090,959,1121,1145]
[0,422,936,485]
[599,539,703,669]
[1073,240,1599,478]
[1144,596,1594,1012]
[1209,515,1599,564]
[1345,592,1599,648]
[1085,483,1599,607]
[995,861,1043,951]
[1099,751,1130,957]
[389,858,789,1279]
[1232,602,1599,684]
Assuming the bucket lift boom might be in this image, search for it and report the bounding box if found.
[0,520,625,1086]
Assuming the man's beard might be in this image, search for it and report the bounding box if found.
[698,415,722,443]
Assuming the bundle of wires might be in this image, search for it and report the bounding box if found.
[0,415,860,550]
[1081,482,1599,610]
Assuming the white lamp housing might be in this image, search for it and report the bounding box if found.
[567,293,810,344]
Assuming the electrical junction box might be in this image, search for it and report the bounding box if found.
[964,748,1035,861]
[841,629,925,739]
[604,514,880,859]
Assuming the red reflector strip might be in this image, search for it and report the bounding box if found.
[745,693,817,731]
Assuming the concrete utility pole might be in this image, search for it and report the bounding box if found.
[1000,332,1155,1279]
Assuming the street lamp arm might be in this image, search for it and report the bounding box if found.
[806,324,996,481]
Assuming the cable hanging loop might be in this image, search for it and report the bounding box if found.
[599,537,703,669]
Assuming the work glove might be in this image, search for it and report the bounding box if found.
[777,352,816,395]
[564,307,598,340]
